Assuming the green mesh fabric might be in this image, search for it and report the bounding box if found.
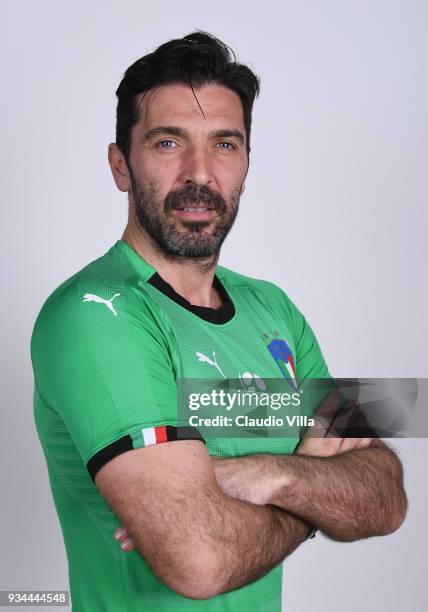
[31,240,330,611]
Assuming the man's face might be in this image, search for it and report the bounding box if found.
[127,82,248,259]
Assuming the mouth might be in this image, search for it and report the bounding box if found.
[171,203,218,221]
[173,203,216,211]
[177,207,210,212]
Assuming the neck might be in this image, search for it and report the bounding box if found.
[121,223,223,309]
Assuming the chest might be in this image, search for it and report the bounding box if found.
[166,301,301,458]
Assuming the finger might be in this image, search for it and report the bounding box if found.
[338,438,361,453]
[120,537,137,552]
[114,527,128,542]
[297,437,342,457]
[308,390,343,437]
[339,437,373,453]
[356,437,373,449]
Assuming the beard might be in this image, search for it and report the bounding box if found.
[129,170,241,261]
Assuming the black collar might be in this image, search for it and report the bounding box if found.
[147,272,235,324]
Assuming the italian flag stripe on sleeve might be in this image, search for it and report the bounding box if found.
[128,425,205,451]
[155,426,168,443]
[141,426,167,447]
[88,427,205,482]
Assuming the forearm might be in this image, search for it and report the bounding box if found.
[114,466,312,599]
[272,445,407,541]
[214,445,407,542]
[199,491,311,596]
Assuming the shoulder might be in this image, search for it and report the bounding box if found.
[32,247,120,327]
[217,264,277,293]
[30,244,157,356]
[216,264,298,314]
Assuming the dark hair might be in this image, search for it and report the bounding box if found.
[115,31,260,164]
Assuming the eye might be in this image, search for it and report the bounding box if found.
[216,142,235,150]
[156,140,177,149]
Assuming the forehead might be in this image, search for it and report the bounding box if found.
[135,82,245,131]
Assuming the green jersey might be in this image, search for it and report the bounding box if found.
[31,239,330,611]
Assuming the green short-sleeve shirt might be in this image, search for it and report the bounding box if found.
[31,240,331,611]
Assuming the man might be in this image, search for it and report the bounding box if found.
[31,31,407,611]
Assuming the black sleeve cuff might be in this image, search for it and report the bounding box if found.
[87,425,205,482]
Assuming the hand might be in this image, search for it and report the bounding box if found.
[296,390,374,457]
[296,435,373,458]
[114,526,136,552]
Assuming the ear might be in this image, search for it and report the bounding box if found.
[108,143,131,192]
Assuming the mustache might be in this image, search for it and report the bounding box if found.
[164,184,227,212]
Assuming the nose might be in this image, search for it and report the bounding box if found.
[179,145,214,187]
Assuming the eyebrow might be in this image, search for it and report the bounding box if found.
[142,126,245,144]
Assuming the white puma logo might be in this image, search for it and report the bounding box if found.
[82,293,121,316]
[195,350,226,379]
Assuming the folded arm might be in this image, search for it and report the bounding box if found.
[96,439,312,600]
[213,438,407,542]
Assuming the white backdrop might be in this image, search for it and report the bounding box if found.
[2,1,427,610]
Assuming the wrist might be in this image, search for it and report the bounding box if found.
[274,506,315,541]
[264,455,301,507]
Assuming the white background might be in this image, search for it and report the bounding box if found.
[2,1,427,610]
